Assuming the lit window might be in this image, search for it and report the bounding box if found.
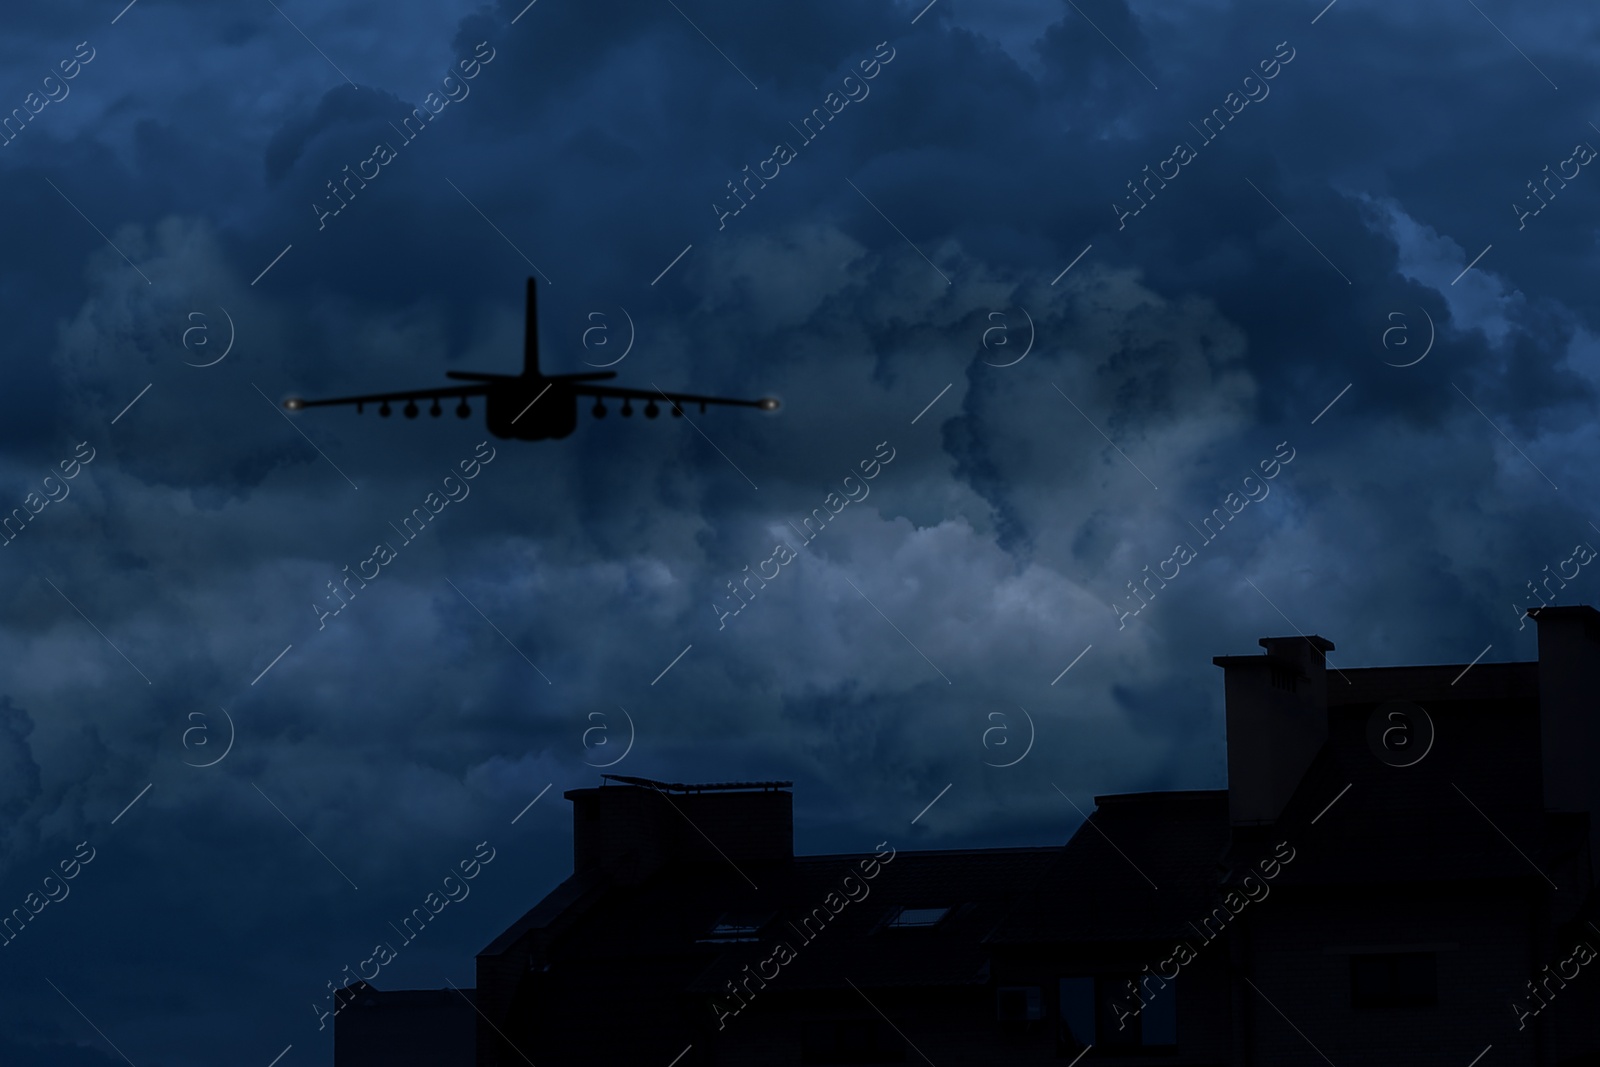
[887,907,950,928]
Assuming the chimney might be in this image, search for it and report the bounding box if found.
[564,777,793,885]
[1214,634,1334,825]
[1529,606,1600,870]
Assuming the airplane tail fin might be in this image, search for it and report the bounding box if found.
[523,277,539,377]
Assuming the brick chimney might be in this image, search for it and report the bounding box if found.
[1529,606,1600,871]
[564,777,793,885]
[1214,634,1333,825]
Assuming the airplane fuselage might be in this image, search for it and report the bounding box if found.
[485,381,578,440]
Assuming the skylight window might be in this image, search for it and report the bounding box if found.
[698,912,771,942]
[888,906,951,927]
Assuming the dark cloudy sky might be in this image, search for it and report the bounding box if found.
[2,0,1598,1061]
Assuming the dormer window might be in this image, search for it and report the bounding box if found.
[887,906,951,928]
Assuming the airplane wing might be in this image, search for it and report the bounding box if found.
[282,382,490,410]
[568,382,779,412]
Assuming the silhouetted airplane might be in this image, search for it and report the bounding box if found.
[282,279,779,440]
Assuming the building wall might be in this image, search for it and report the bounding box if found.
[708,987,1036,1067]
[985,941,1235,1064]
[1238,884,1539,1067]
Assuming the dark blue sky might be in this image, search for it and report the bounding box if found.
[2,0,1598,1062]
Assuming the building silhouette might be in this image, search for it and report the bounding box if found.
[338,606,1600,1065]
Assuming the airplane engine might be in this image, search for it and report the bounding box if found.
[487,385,578,440]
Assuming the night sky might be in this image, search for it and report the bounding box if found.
[1,0,1598,1062]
